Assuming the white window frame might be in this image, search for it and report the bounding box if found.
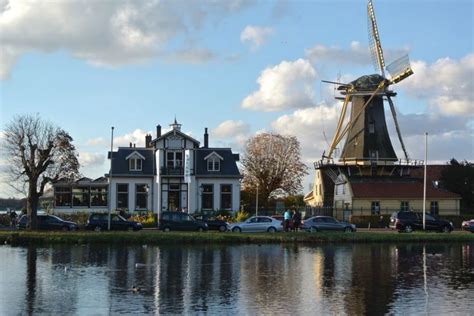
[207,158,220,172]
[129,158,142,171]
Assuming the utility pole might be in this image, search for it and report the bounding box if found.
[108,126,114,231]
[255,182,259,217]
[423,132,427,230]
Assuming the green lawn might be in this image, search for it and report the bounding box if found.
[1,230,473,246]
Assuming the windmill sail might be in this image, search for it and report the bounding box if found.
[386,54,414,84]
[368,0,385,76]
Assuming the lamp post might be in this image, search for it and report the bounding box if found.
[422,132,428,230]
[145,184,149,212]
[108,126,114,231]
[255,182,259,217]
[199,184,204,213]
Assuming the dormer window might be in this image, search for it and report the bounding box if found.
[129,158,142,171]
[204,151,223,172]
[126,151,146,172]
[208,158,220,171]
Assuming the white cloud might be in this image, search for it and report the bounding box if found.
[114,129,152,148]
[0,0,254,79]
[162,47,215,64]
[402,131,473,162]
[212,120,250,138]
[241,59,317,112]
[85,137,106,147]
[271,104,339,161]
[398,54,474,116]
[78,152,105,168]
[240,25,273,50]
[209,120,251,152]
[305,41,410,70]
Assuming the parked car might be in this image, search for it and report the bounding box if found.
[229,216,283,233]
[461,219,474,233]
[85,213,143,232]
[389,211,453,233]
[159,211,208,232]
[17,214,78,231]
[193,215,229,232]
[302,216,356,233]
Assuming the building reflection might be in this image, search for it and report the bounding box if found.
[9,241,473,314]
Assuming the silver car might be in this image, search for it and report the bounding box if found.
[303,216,356,233]
[229,216,283,233]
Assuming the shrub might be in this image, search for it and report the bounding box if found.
[234,210,250,223]
[131,212,156,228]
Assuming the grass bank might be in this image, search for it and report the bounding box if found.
[1,230,473,246]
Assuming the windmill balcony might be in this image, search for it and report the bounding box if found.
[160,166,184,176]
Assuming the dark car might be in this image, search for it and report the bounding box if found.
[302,216,356,232]
[159,211,208,232]
[193,215,229,232]
[461,219,474,233]
[86,213,143,232]
[17,214,78,231]
[389,211,453,233]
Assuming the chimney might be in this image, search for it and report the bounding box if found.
[145,134,152,148]
[129,142,132,148]
[156,125,161,138]
[204,127,209,148]
[133,143,136,148]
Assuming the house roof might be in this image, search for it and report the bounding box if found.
[350,181,461,199]
[125,151,146,160]
[53,177,108,186]
[410,164,447,182]
[108,147,155,176]
[195,148,241,177]
[151,129,200,145]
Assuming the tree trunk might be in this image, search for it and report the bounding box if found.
[27,179,39,230]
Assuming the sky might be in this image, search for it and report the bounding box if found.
[0,0,473,198]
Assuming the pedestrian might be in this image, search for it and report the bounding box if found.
[284,208,291,232]
[292,208,301,232]
[10,210,18,228]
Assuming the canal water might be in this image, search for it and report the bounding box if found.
[0,243,472,315]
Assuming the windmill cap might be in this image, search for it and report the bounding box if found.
[338,74,388,91]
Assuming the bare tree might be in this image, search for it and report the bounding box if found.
[2,114,79,229]
[241,133,307,209]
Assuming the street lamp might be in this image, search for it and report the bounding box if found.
[255,182,259,217]
[108,126,114,231]
[422,132,428,230]
[199,184,204,213]
[145,185,149,213]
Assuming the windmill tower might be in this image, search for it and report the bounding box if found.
[325,0,413,165]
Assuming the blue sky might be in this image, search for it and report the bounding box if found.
[1,0,473,197]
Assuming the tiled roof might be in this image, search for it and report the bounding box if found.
[410,164,447,182]
[152,129,200,145]
[108,147,155,176]
[194,148,241,177]
[351,181,460,199]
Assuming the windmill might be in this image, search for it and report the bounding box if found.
[325,0,413,164]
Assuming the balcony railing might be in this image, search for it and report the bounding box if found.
[160,166,184,176]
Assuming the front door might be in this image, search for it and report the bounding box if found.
[168,190,180,211]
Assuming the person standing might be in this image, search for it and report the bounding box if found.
[292,209,301,232]
[284,208,291,232]
[10,210,18,228]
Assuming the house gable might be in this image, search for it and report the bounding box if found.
[126,151,146,160]
[195,148,240,177]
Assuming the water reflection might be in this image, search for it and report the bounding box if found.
[0,242,472,315]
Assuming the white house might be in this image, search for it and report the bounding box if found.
[53,120,241,215]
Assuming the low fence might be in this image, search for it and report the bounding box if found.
[304,207,466,221]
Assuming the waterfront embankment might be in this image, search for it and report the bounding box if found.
[1,230,473,246]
